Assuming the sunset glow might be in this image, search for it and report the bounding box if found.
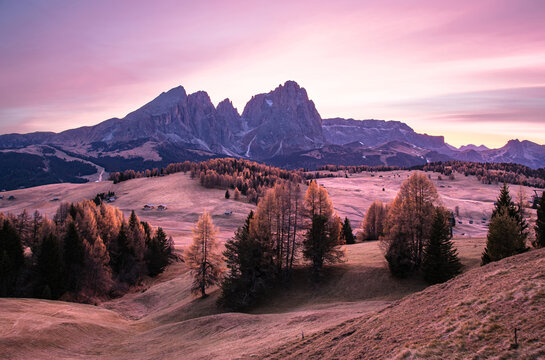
[1,0,544,147]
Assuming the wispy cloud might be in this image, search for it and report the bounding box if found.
[0,0,544,147]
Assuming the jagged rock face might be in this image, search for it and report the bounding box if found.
[240,81,324,159]
[322,118,446,149]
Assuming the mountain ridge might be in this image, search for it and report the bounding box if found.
[1,80,545,190]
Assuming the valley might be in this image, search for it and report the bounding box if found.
[1,170,542,359]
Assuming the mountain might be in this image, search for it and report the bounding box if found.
[240,80,324,159]
[458,144,489,151]
[1,80,545,190]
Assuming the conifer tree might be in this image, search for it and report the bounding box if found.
[63,221,85,293]
[303,182,343,281]
[534,191,545,248]
[341,217,355,244]
[482,207,525,265]
[146,227,171,276]
[219,211,273,309]
[0,220,25,296]
[421,208,462,284]
[84,236,112,297]
[186,211,223,297]
[382,172,440,275]
[35,233,65,299]
[491,183,528,241]
[482,184,528,263]
[233,187,241,200]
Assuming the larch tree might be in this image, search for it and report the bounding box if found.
[303,181,343,282]
[421,207,462,284]
[83,235,113,297]
[382,172,440,276]
[251,182,303,280]
[534,191,545,248]
[186,211,223,297]
[233,187,241,200]
[360,200,387,241]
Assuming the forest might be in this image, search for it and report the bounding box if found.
[0,201,173,302]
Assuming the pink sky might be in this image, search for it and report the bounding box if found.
[1,0,544,148]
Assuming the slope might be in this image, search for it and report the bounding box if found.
[262,249,545,360]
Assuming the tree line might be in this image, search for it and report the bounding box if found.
[421,161,545,188]
[108,158,307,204]
[186,181,345,310]
[0,201,173,302]
[359,172,545,283]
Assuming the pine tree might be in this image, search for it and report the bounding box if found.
[63,221,85,293]
[186,211,223,297]
[491,183,528,242]
[482,207,525,265]
[0,220,25,296]
[146,227,171,276]
[225,190,230,199]
[421,208,462,284]
[219,211,273,309]
[482,184,528,262]
[341,217,355,244]
[35,233,65,299]
[534,191,545,248]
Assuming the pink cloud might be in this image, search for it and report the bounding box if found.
[0,0,544,148]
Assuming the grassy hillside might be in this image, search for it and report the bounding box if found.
[262,249,545,360]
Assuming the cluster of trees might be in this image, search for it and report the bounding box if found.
[109,158,306,204]
[481,184,529,264]
[377,173,462,283]
[185,181,345,309]
[0,201,173,301]
[317,165,401,173]
[421,161,545,188]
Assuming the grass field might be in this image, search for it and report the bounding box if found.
[0,170,539,359]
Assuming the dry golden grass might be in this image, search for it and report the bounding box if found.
[0,170,540,359]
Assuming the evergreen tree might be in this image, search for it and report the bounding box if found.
[303,182,343,282]
[482,207,525,265]
[0,220,25,296]
[225,190,230,199]
[35,233,65,299]
[491,183,528,242]
[534,191,545,248]
[110,224,138,284]
[186,211,223,297]
[63,221,85,293]
[482,184,528,262]
[341,217,355,244]
[219,211,273,309]
[303,214,343,282]
[146,227,171,276]
[421,208,462,284]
